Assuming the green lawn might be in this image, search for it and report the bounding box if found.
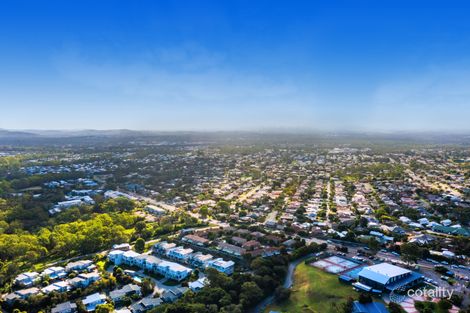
[266,263,357,313]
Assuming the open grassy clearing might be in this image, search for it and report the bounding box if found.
[266,263,358,313]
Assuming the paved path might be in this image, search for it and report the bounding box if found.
[249,253,314,313]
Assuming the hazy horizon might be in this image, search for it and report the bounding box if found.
[1,1,470,131]
[3,128,470,136]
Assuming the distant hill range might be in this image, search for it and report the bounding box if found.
[20,129,148,137]
[0,129,150,145]
[0,128,469,146]
[0,129,39,138]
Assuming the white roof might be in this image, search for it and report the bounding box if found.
[442,250,455,257]
[188,277,208,290]
[209,258,235,268]
[43,266,65,275]
[123,250,140,258]
[54,281,70,288]
[66,259,93,268]
[192,253,213,261]
[156,241,176,250]
[80,272,100,279]
[159,261,192,273]
[16,272,39,279]
[42,284,60,293]
[113,243,131,249]
[16,287,40,296]
[58,199,82,205]
[359,263,410,285]
[108,249,125,256]
[137,254,162,265]
[171,247,193,255]
[82,292,106,305]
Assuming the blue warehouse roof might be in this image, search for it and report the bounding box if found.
[352,301,389,313]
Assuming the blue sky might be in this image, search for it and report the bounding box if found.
[1,0,470,131]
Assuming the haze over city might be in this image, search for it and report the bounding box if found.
[1,0,470,132]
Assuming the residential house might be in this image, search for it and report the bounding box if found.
[109,284,141,303]
[182,234,209,246]
[370,231,394,243]
[188,252,213,268]
[399,216,411,224]
[153,241,177,255]
[135,254,162,271]
[188,277,209,292]
[104,190,134,200]
[390,226,406,235]
[281,239,297,249]
[122,250,142,266]
[51,301,77,313]
[42,281,71,294]
[157,261,192,281]
[161,287,188,303]
[432,225,470,237]
[249,247,281,258]
[217,242,246,257]
[234,229,251,237]
[231,236,247,246]
[441,219,452,227]
[65,260,94,272]
[108,250,125,265]
[264,235,282,245]
[42,266,67,280]
[69,272,100,288]
[206,258,235,275]
[265,220,277,228]
[409,234,436,246]
[130,298,163,313]
[82,293,106,312]
[6,287,41,301]
[167,246,194,262]
[418,218,429,225]
[408,222,423,230]
[145,205,166,216]
[250,231,265,239]
[14,272,40,287]
[242,240,261,251]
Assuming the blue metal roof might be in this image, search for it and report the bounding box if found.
[352,301,389,313]
[385,271,423,291]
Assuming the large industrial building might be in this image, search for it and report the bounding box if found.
[354,263,423,293]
